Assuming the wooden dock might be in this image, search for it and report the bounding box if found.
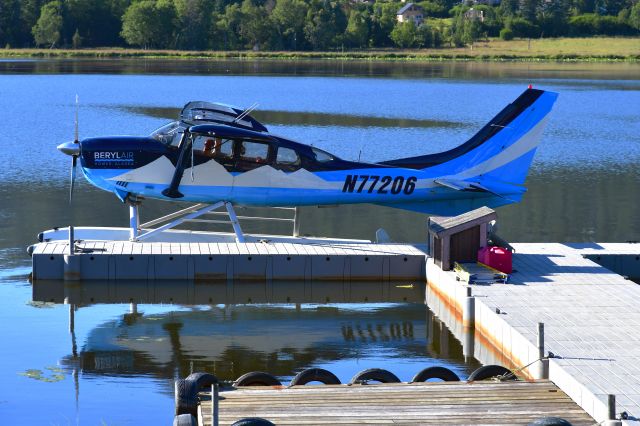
[198,381,596,425]
[31,240,426,282]
[427,242,640,425]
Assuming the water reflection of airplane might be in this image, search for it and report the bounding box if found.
[50,88,558,243]
[31,281,476,380]
[38,293,433,380]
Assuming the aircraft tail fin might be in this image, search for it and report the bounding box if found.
[381,88,558,187]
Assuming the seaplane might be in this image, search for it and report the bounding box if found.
[48,87,558,244]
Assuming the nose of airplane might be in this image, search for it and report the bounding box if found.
[57,141,80,156]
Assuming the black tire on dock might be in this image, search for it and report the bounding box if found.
[527,417,573,426]
[467,365,517,381]
[411,366,460,382]
[349,368,401,384]
[173,414,197,426]
[290,368,341,386]
[175,379,198,416]
[186,372,219,392]
[231,418,276,426]
[234,371,282,387]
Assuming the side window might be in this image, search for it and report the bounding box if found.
[240,141,269,163]
[192,136,233,159]
[312,147,334,163]
[276,147,300,166]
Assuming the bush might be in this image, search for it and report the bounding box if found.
[569,13,636,35]
[500,27,514,40]
[507,18,540,38]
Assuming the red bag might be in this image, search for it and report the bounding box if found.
[478,246,512,274]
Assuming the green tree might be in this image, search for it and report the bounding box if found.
[0,0,22,47]
[71,27,81,48]
[345,9,369,47]
[238,0,270,49]
[174,0,214,50]
[271,0,307,50]
[390,21,417,48]
[629,1,640,30]
[416,22,433,47]
[215,3,243,49]
[121,0,177,49]
[32,1,62,47]
[369,1,398,47]
[304,2,339,50]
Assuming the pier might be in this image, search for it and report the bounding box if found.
[427,242,640,425]
[28,212,640,425]
[196,381,595,425]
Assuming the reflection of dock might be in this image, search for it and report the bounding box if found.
[427,242,640,425]
[198,381,595,425]
[31,241,426,282]
[33,279,424,305]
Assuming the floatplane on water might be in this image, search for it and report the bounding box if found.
[45,87,557,244]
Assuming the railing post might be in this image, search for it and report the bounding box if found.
[536,322,549,379]
[213,382,219,426]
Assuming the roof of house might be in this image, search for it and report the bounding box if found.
[428,206,496,237]
[397,3,420,15]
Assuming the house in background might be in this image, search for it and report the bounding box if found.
[397,3,424,26]
[464,7,485,22]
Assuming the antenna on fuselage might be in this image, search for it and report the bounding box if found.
[233,102,259,124]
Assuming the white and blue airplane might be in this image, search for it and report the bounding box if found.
[55,87,557,242]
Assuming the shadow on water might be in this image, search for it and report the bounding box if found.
[122,105,467,129]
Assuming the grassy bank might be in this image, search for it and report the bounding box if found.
[1,37,638,62]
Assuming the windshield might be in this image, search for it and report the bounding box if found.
[150,121,186,146]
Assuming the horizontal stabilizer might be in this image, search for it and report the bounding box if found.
[434,178,505,198]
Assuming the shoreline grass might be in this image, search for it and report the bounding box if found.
[1,37,638,62]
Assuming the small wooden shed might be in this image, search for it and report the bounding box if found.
[428,206,497,271]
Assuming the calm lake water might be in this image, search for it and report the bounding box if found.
[0,58,639,424]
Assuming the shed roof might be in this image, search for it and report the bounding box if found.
[428,206,496,237]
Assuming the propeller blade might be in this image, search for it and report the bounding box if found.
[74,94,79,143]
[69,155,77,204]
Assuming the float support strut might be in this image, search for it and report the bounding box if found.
[225,202,245,243]
[129,203,139,241]
[135,201,224,242]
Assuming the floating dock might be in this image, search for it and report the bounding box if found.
[197,381,596,425]
[427,242,640,425]
[31,239,426,282]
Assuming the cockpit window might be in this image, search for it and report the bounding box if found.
[276,147,300,165]
[150,121,185,147]
[312,147,334,163]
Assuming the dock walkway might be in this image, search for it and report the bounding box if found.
[427,242,640,424]
[198,381,596,425]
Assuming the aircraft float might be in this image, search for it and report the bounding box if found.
[51,87,558,243]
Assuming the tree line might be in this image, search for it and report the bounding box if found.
[0,0,639,51]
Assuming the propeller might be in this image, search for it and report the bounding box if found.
[57,95,81,204]
[70,94,79,203]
